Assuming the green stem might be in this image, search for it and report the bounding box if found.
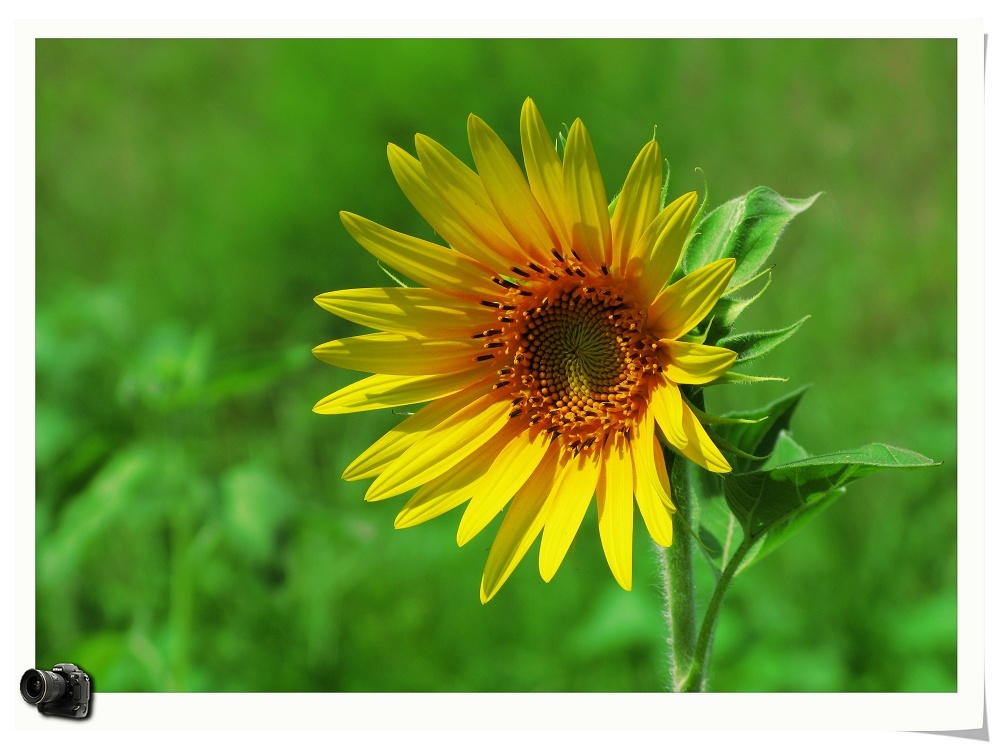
[678,536,755,692]
[658,469,697,691]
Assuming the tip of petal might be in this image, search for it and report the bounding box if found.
[479,584,496,604]
[361,468,400,501]
[364,482,391,502]
[456,525,475,548]
[539,563,557,584]
[339,210,360,231]
[311,399,335,414]
[480,579,498,604]
[394,509,420,529]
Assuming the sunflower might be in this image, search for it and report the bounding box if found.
[314,99,737,602]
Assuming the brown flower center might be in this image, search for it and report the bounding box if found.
[473,252,661,453]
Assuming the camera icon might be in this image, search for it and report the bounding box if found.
[20,663,91,719]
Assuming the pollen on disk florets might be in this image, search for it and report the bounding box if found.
[473,250,662,454]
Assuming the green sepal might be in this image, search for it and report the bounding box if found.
[669,169,710,285]
[682,186,820,289]
[718,316,810,367]
[705,371,788,386]
[658,157,672,211]
[705,428,771,461]
[608,190,620,218]
[709,268,773,335]
[679,315,715,345]
[714,385,810,472]
[678,328,710,345]
[377,260,410,288]
[684,399,766,426]
[724,263,773,295]
[556,125,569,159]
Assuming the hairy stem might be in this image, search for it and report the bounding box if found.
[658,465,697,691]
[678,536,755,692]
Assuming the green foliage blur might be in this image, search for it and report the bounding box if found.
[35,38,956,692]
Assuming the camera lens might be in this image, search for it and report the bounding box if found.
[20,669,67,705]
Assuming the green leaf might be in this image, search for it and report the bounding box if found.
[682,187,820,289]
[689,386,809,574]
[718,316,810,367]
[688,388,937,578]
[761,429,810,467]
[697,490,742,569]
[736,433,842,573]
[723,442,938,538]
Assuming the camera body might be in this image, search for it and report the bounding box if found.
[20,663,91,718]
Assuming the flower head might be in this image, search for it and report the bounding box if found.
[315,99,737,602]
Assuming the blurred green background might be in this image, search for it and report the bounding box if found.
[35,38,956,692]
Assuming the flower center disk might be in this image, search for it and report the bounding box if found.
[482,261,661,453]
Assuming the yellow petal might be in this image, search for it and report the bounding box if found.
[610,139,662,274]
[340,211,498,300]
[468,114,556,263]
[632,414,674,547]
[365,392,511,501]
[563,119,612,271]
[386,143,512,273]
[314,287,495,338]
[538,448,600,582]
[627,191,699,305]
[393,431,511,529]
[662,340,738,385]
[414,134,530,266]
[648,378,688,450]
[519,98,571,251]
[312,332,484,376]
[313,370,483,415]
[480,442,560,603]
[457,424,551,546]
[342,378,495,481]
[672,398,732,474]
[395,477,485,530]
[596,432,634,591]
[648,257,737,340]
